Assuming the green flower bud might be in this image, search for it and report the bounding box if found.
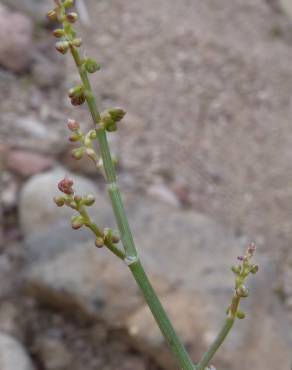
[84,58,101,74]
[236,311,246,319]
[106,122,118,132]
[72,38,82,47]
[55,41,70,54]
[231,265,241,274]
[89,130,97,140]
[85,148,97,160]
[53,28,64,38]
[250,264,259,274]
[74,195,82,203]
[236,285,249,298]
[111,232,121,244]
[71,215,84,230]
[63,0,74,8]
[83,194,95,206]
[101,112,114,127]
[53,196,65,207]
[108,107,127,122]
[95,237,104,248]
[68,85,86,106]
[69,133,81,142]
[66,12,78,23]
[72,147,85,160]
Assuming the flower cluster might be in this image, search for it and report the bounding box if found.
[228,242,259,319]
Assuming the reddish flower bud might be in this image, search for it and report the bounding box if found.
[71,215,84,230]
[58,176,74,195]
[67,119,80,131]
[66,12,78,23]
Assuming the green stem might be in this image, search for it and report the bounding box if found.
[69,45,195,370]
[196,318,235,370]
[130,260,195,370]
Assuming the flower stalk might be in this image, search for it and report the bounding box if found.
[48,2,259,370]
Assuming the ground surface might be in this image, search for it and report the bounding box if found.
[1,0,292,369]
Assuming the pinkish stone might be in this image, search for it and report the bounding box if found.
[6,150,53,177]
[0,4,33,72]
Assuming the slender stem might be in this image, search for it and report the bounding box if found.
[79,206,126,260]
[196,318,235,370]
[69,45,195,370]
[130,260,195,370]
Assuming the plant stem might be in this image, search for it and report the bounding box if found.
[196,318,235,370]
[69,44,195,370]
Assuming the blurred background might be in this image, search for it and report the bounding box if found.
[0,0,292,369]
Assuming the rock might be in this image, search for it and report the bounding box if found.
[19,167,113,238]
[25,242,171,323]
[0,5,33,73]
[0,303,21,338]
[126,292,210,370]
[147,183,180,208]
[0,171,18,209]
[8,116,64,155]
[1,0,51,22]
[36,337,72,370]
[6,150,54,177]
[32,55,63,89]
[0,333,35,370]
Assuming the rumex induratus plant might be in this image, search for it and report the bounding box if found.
[48,1,259,369]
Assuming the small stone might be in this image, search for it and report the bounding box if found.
[147,183,180,208]
[6,150,54,177]
[0,333,35,370]
[36,337,72,370]
[0,5,33,73]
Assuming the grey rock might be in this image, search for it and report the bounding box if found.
[8,116,64,155]
[0,5,33,73]
[0,333,35,370]
[19,167,113,239]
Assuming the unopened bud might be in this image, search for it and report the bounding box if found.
[74,195,82,203]
[63,0,74,8]
[53,196,65,207]
[250,264,259,274]
[84,58,101,74]
[236,311,246,319]
[72,38,82,47]
[106,122,118,132]
[67,119,80,131]
[47,9,57,21]
[53,28,64,38]
[236,285,249,298]
[111,232,121,244]
[108,107,127,122]
[95,237,104,248]
[58,176,74,195]
[66,12,78,23]
[231,265,241,274]
[69,133,81,142]
[89,130,97,140]
[71,215,84,230]
[247,242,256,256]
[83,194,95,206]
[72,147,85,160]
[55,41,69,54]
